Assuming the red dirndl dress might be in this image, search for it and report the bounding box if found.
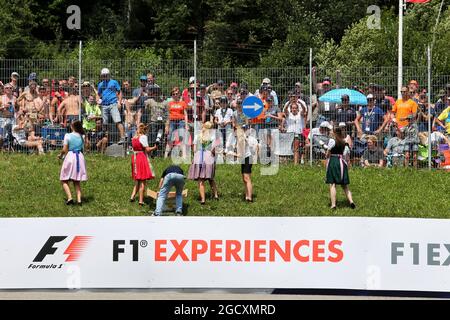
[131,137,155,181]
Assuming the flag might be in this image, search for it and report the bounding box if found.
[406,0,430,3]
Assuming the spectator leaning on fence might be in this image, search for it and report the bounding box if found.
[34,85,50,125]
[254,78,278,106]
[293,82,310,106]
[402,114,420,168]
[384,124,405,167]
[336,94,357,136]
[97,68,126,145]
[416,92,432,132]
[50,81,66,125]
[83,95,108,153]
[12,113,44,155]
[144,90,167,147]
[281,102,305,165]
[355,94,386,138]
[408,80,420,102]
[198,84,213,123]
[164,87,189,159]
[433,85,450,124]
[392,86,418,129]
[18,80,39,129]
[251,85,270,135]
[264,95,284,157]
[131,75,150,126]
[214,95,233,149]
[435,98,450,137]
[306,120,332,160]
[0,83,17,149]
[23,73,37,93]
[9,72,20,98]
[229,82,239,100]
[316,78,337,126]
[59,86,81,129]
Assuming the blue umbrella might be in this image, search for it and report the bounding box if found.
[319,88,367,106]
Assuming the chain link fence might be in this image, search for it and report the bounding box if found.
[1,55,450,170]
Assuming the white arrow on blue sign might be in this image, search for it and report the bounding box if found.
[242,96,264,119]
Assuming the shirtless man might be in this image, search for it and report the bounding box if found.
[68,76,76,88]
[50,81,67,125]
[59,87,81,128]
[18,81,39,127]
[34,86,51,124]
[12,114,45,154]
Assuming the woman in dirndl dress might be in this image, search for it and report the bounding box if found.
[324,126,356,210]
[58,120,87,205]
[188,121,219,205]
[130,123,157,206]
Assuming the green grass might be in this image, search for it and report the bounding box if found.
[0,153,449,218]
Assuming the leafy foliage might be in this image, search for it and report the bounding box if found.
[0,0,450,72]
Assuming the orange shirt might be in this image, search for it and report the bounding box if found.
[392,99,418,127]
[168,100,187,121]
[250,100,269,124]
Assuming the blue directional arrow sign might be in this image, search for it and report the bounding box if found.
[242,96,264,119]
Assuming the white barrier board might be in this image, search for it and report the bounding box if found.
[0,217,449,291]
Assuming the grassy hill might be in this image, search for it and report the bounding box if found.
[0,153,449,218]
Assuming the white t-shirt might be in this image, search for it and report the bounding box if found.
[286,112,305,134]
[139,135,149,147]
[308,127,321,140]
[12,125,26,144]
[284,99,307,114]
[326,138,336,150]
[214,108,233,124]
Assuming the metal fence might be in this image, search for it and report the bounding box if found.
[1,55,450,170]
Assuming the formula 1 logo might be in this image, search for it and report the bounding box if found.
[32,236,92,265]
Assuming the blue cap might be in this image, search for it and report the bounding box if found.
[28,72,37,81]
[140,75,147,81]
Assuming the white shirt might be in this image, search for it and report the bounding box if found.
[139,135,149,147]
[12,125,26,142]
[308,127,322,140]
[286,112,305,134]
[214,108,233,124]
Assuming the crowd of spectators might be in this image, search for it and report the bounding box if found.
[1,68,450,169]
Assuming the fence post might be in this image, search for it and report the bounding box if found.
[78,41,82,121]
[309,48,313,167]
[428,45,432,170]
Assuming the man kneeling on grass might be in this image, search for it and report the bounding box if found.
[151,165,185,217]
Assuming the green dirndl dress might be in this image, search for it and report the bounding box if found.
[325,143,350,185]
